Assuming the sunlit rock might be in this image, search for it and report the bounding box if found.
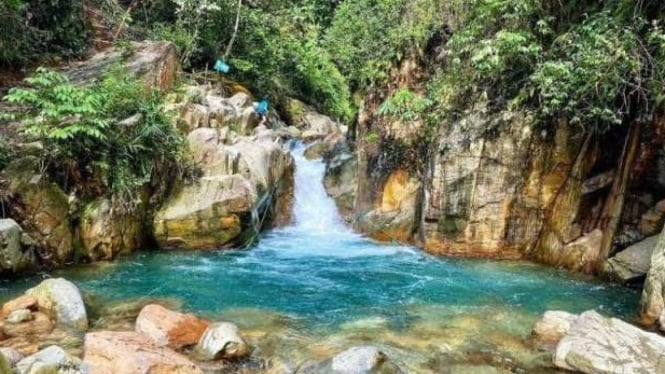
[554,310,665,373]
[196,322,250,360]
[26,278,88,331]
[3,295,37,317]
[0,347,23,367]
[83,331,202,374]
[298,346,404,374]
[135,304,208,349]
[16,345,80,374]
[6,309,33,324]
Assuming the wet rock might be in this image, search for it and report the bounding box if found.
[7,309,33,324]
[26,278,88,331]
[135,304,208,349]
[3,295,37,317]
[0,347,23,367]
[83,331,203,374]
[554,310,665,373]
[0,219,36,274]
[299,346,404,374]
[16,345,80,374]
[196,322,250,360]
[638,200,665,237]
[1,312,53,338]
[603,235,658,283]
[324,151,357,221]
[530,311,577,349]
[304,141,329,160]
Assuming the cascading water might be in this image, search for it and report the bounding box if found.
[0,143,640,372]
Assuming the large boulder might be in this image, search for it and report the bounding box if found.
[79,198,147,262]
[5,161,73,267]
[15,345,80,374]
[356,170,419,243]
[26,278,88,331]
[554,310,665,373]
[82,331,203,374]
[135,304,208,349]
[298,346,404,374]
[196,322,250,360]
[154,128,294,250]
[65,41,179,91]
[0,219,36,274]
[603,235,658,283]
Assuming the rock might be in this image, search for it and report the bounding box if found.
[639,202,665,237]
[298,346,404,374]
[304,141,328,160]
[0,354,11,374]
[0,347,24,367]
[5,160,73,267]
[0,219,36,274]
[356,170,419,243]
[196,322,250,360]
[324,151,357,221]
[640,230,665,326]
[26,278,88,331]
[530,311,577,349]
[603,235,658,283]
[16,345,80,374]
[79,198,146,262]
[1,311,53,337]
[3,295,37,317]
[557,229,603,273]
[7,309,33,324]
[83,331,203,374]
[135,304,208,349]
[65,41,179,91]
[554,310,665,373]
[154,129,294,250]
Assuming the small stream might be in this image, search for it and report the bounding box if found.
[0,143,639,372]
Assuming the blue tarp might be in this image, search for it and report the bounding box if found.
[214,59,230,73]
[256,99,269,115]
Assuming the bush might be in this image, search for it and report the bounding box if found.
[3,67,190,206]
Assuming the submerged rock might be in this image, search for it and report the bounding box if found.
[298,346,404,374]
[554,310,665,373]
[530,311,577,350]
[26,278,88,331]
[135,304,208,349]
[196,322,250,360]
[603,235,658,283]
[16,345,80,374]
[83,331,203,374]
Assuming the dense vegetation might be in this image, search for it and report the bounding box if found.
[4,67,189,207]
[1,0,665,205]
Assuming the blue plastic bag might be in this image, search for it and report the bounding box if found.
[214,59,230,74]
[256,99,269,115]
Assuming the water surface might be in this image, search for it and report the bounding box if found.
[0,144,639,372]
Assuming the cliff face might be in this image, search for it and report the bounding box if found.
[334,56,665,275]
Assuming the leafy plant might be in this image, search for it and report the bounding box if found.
[378,88,433,121]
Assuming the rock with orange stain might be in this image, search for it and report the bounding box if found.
[2,295,37,317]
[135,304,208,350]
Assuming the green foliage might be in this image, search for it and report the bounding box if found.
[324,0,441,88]
[378,88,433,121]
[0,0,90,66]
[3,68,189,205]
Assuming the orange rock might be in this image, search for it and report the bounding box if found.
[83,331,203,374]
[2,312,53,338]
[2,295,37,317]
[135,304,208,350]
